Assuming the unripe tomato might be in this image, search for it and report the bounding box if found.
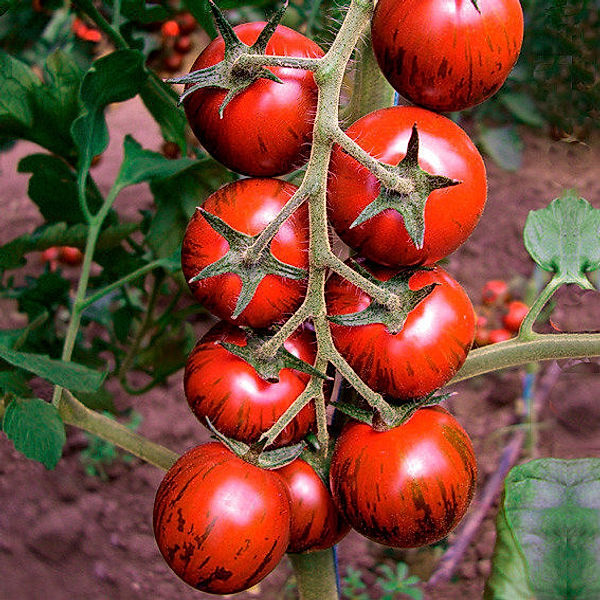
[371,0,524,112]
[184,23,324,176]
[276,458,350,553]
[184,322,316,448]
[326,261,476,399]
[181,178,309,329]
[329,407,477,548]
[327,107,487,267]
[502,300,529,333]
[154,443,291,594]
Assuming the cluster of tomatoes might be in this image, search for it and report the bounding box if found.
[153,0,524,595]
[160,12,198,73]
[40,246,83,270]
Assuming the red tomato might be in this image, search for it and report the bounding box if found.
[276,458,350,553]
[181,178,309,329]
[174,35,192,54]
[502,300,529,333]
[184,23,323,176]
[371,0,524,112]
[177,11,196,35]
[164,52,183,73]
[184,322,316,447]
[154,443,291,594]
[327,106,486,267]
[326,261,475,399]
[489,328,513,343]
[161,20,180,38]
[59,246,83,266]
[329,407,477,548]
[481,279,510,305]
[41,247,60,264]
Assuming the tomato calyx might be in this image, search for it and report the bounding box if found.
[188,207,307,320]
[206,417,306,468]
[328,261,437,334]
[221,330,329,383]
[349,124,460,250]
[168,1,288,116]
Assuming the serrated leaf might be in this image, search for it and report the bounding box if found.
[114,135,196,191]
[479,125,523,171]
[0,344,105,394]
[139,74,188,153]
[71,50,147,172]
[485,458,600,599]
[523,191,600,288]
[499,92,545,128]
[2,397,66,469]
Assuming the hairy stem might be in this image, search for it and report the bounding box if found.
[288,549,339,600]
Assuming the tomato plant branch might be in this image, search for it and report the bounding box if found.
[518,275,563,337]
[288,549,339,600]
[450,332,600,384]
[235,53,321,71]
[58,390,178,471]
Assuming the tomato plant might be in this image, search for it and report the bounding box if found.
[329,407,477,548]
[184,322,317,447]
[371,0,524,112]
[503,300,529,332]
[183,21,324,177]
[181,177,309,329]
[326,261,476,399]
[327,106,487,267]
[276,458,350,553]
[153,442,291,594]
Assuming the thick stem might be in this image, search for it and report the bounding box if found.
[288,549,339,600]
[236,53,321,71]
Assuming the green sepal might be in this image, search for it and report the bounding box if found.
[350,124,460,249]
[328,262,437,334]
[188,208,307,320]
[167,1,287,116]
[205,417,306,469]
[330,400,374,425]
[523,191,600,289]
[221,331,329,383]
[470,0,481,12]
[386,392,452,428]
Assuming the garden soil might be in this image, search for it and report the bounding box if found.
[1,95,599,599]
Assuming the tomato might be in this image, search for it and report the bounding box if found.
[181,178,309,329]
[164,52,183,73]
[481,279,510,305]
[154,443,291,594]
[174,35,192,54]
[488,327,513,343]
[59,246,83,266]
[327,106,486,267]
[177,12,196,35]
[371,0,524,112]
[326,261,475,399]
[502,300,529,332]
[161,20,180,38]
[329,407,477,548]
[184,23,323,177]
[275,458,350,553]
[184,322,316,447]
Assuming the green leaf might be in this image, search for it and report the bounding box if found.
[114,135,196,191]
[478,125,523,171]
[523,191,600,289]
[499,92,545,128]
[71,50,147,171]
[485,458,600,599]
[0,344,105,394]
[139,74,188,153]
[2,397,66,469]
[0,0,19,16]
[0,371,33,396]
[121,0,169,24]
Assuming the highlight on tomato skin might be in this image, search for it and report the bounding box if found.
[153,442,291,595]
[276,458,350,553]
[329,407,477,548]
[326,260,476,400]
[184,322,317,448]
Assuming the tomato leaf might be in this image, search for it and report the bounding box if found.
[523,191,600,289]
[478,125,523,171]
[485,458,600,599]
[0,371,33,397]
[0,344,105,394]
[2,397,66,469]
[499,92,545,128]
[120,0,169,24]
[71,50,147,173]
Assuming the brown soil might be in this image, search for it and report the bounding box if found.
[1,97,599,600]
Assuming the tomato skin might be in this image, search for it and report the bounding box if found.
[327,106,486,267]
[482,279,510,305]
[184,322,316,447]
[371,0,524,112]
[181,178,309,329]
[489,327,513,343]
[502,300,529,332]
[59,246,83,266]
[329,407,477,548]
[275,459,350,553]
[326,261,475,399]
[184,23,323,177]
[153,443,291,594]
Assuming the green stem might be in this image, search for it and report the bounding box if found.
[519,275,562,337]
[288,549,339,600]
[74,0,128,50]
[237,54,321,71]
[450,332,600,384]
